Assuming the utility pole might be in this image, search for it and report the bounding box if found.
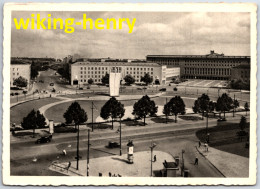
[181,149,185,176]
[233,94,235,117]
[120,116,122,156]
[87,129,90,176]
[76,124,80,170]
[150,142,156,177]
[165,98,168,124]
[91,101,94,132]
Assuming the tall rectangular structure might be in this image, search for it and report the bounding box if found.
[109,67,121,97]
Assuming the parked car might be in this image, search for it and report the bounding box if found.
[15,92,19,95]
[108,141,119,148]
[50,83,54,86]
[10,92,14,96]
[87,86,90,89]
[35,135,52,144]
[79,87,83,90]
[159,88,166,91]
[217,117,226,122]
[173,87,178,91]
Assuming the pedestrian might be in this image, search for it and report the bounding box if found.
[194,157,198,165]
[63,149,67,156]
[67,161,71,172]
[199,141,201,148]
[154,155,157,162]
[109,172,112,177]
[205,143,208,152]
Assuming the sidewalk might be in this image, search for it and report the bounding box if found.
[49,151,176,177]
[196,144,249,177]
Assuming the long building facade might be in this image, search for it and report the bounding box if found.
[70,62,180,86]
[146,50,250,80]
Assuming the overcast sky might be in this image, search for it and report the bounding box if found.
[11,11,250,59]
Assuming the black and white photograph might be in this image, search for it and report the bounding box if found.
[2,3,257,186]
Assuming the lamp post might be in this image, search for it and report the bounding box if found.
[76,124,80,170]
[181,149,185,176]
[87,128,90,176]
[149,142,157,177]
[119,116,122,156]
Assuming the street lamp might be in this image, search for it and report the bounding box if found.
[119,116,122,156]
[87,128,90,176]
[149,141,157,177]
[181,149,185,176]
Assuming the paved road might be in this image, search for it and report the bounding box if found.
[10,116,243,177]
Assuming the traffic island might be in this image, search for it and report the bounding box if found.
[49,151,177,177]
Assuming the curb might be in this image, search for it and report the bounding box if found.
[195,146,226,178]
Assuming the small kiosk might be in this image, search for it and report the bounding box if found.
[162,160,179,177]
[127,140,134,164]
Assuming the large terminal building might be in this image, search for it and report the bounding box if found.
[146,50,250,81]
[70,50,250,86]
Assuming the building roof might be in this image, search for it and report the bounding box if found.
[71,61,162,67]
[146,51,250,59]
[163,161,178,169]
[11,60,31,65]
[232,64,250,69]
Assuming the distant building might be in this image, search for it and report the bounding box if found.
[70,61,180,85]
[10,62,31,88]
[146,50,250,80]
[231,64,250,83]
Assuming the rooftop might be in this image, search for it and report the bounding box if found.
[147,51,250,59]
[72,61,162,67]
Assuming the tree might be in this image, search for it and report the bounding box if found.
[101,73,109,85]
[244,102,249,116]
[88,78,94,85]
[132,95,158,126]
[232,99,240,117]
[63,101,87,170]
[163,102,171,123]
[155,79,160,85]
[165,96,186,123]
[141,73,153,85]
[100,97,125,130]
[21,109,37,137]
[192,94,214,120]
[36,110,46,128]
[124,75,135,85]
[21,109,46,137]
[239,116,247,131]
[13,76,28,88]
[63,101,88,130]
[216,93,233,119]
[31,61,39,79]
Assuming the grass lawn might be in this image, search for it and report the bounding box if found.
[10,98,61,125]
[196,122,250,158]
[44,97,196,124]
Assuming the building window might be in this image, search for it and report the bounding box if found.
[81,67,83,70]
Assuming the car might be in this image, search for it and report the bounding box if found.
[79,87,83,90]
[173,87,178,91]
[50,83,54,86]
[143,87,147,90]
[217,117,226,122]
[35,135,52,144]
[108,141,119,148]
[15,92,19,95]
[10,92,14,96]
[159,88,166,91]
[87,86,90,89]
